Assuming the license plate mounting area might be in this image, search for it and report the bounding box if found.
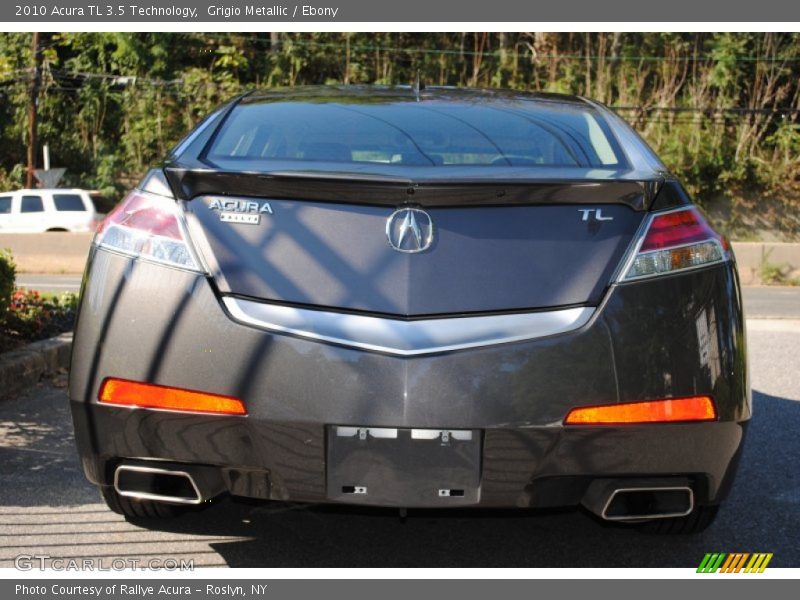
[326,426,481,507]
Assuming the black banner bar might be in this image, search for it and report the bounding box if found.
[2,580,795,600]
[2,0,799,23]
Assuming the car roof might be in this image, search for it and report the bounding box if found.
[2,188,87,194]
[241,85,594,108]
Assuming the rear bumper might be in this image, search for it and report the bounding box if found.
[68,248,750,509]
[71,401,746,508]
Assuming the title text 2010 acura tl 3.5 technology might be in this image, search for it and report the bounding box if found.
[68,86,748,534]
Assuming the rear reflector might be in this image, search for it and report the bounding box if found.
[621,207,729,280]
[99,378,246,415]
[564,396,716,425]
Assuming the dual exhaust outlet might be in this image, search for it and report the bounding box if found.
[114,463,696,521]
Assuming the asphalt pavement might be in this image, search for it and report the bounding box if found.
[742,286,800,319]
[15,274,82,294]
[0,293,798,568]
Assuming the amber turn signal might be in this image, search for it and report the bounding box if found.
[564,396,716,425]
[99,378,247,415]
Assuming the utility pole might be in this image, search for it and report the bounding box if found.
[26,32,41,189]
[269,32,281,54]
[344,33,351,85]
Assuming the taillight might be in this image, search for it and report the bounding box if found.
[95,187,202,272]
[621,207,729,280]
[564,396,717,425]
[99,378,247,415]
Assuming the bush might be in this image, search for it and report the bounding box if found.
[3,289,78,342]
[0,249,15,323]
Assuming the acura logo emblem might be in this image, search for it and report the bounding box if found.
[386,208,434,253]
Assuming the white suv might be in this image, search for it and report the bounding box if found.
[0,188,97,233]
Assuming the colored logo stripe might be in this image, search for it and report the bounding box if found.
[697,553,726,573]
[698,553,773,573]
[720,553,749,573]
[745,553,773,573]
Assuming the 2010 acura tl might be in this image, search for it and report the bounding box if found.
[68,86,748,533]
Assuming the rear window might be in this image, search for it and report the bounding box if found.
[0,196,11,214]
[206,100,626,168]
[53,194,86,212]
[21,195,43,213]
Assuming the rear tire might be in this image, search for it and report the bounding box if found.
[638,505,719,534]
[99,485,185,519]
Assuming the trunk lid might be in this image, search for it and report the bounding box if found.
[179,172,650,317]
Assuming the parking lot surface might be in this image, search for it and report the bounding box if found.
[0,316,798,568]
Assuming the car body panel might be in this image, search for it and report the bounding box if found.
[67,87,749,513]
[68,248,748,508]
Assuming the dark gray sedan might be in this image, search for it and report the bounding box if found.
[68,86,748,533]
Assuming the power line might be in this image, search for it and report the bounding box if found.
[191,34,800,63]
[614,106,800,115]
[35,32,800,63]
[7,32,800,69]
[33,71,800,116]
[29,84,800,121]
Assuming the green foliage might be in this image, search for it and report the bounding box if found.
[0,32,799,237]
[0,249,79,350]
[759,260,787,284]
[758,248,800,285]
[0,249,15,322]
[2,289,78,342]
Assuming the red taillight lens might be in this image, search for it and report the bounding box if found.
[99,378,247,415]
[95,190,201,272]
[639,208,726,252]
[98,191,182,239]
[564,396,716,425]
[622,207,729,280]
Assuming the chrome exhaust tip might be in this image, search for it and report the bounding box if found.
[114,463,222,505]
[601,486,694,521]
[582,478,694,522]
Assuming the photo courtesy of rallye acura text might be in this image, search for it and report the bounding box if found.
[68,86,749,534]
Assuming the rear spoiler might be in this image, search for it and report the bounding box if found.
[164,167,663,210]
